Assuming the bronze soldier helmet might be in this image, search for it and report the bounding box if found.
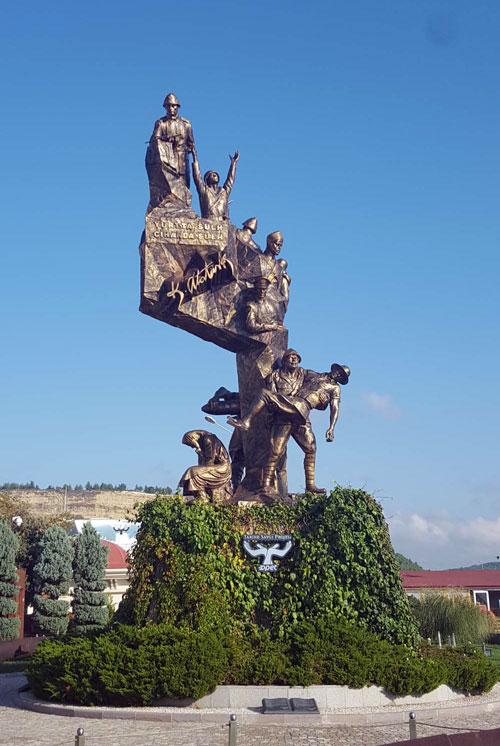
[267,230,283,243]
[253,276,271,289]
[242,217,258,234]
[163,92,180,108]
[283,348,302,364]
[330,364,350,385]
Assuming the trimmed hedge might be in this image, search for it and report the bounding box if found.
[26,617,499,706]
[27,624,228,706]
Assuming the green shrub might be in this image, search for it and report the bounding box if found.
[0,521,20,641]
[377,650,447,695]
[27,636,100,704]
[438,645,499,693]
[72,523,109,635]
[27,623,228,706]
[226,627,289,685]
[26,617,499,705]
[27,616,499,707]
[32,525,73,636]
[410,595,496,645]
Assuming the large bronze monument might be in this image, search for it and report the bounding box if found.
[140,93,349,503]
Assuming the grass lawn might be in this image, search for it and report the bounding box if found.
[0,660,29,673]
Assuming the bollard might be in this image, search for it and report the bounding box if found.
[437,631,442,648]
[409,711,417,740]
[482,642,487,654]
[75,727,85,746]
[452,633,456,648]
[228,714,237,746]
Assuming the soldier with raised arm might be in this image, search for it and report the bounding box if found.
[191,150,239,219]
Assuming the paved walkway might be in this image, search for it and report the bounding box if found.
[3,674,500,746]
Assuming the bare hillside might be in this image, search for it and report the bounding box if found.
[4,489,154,520]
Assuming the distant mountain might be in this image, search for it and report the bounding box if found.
[450,562,500,571]
[395,553,424,571]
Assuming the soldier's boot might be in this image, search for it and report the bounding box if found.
[304,453,326,494]
[261,459,279,495]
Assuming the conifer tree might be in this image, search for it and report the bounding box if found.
[0,521,20,640]
[32,525,73,635]
[72,523,109,634]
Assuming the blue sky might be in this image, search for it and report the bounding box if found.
[1,1,499,568]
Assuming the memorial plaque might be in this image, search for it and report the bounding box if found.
[290,697,319,713]
[262,698,291,714]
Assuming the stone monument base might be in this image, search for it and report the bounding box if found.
[118,486,419,647]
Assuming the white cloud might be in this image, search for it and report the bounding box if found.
[388,511,500,569]
[363,392,402,420]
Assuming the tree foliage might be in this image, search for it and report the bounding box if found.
[0,491,70,607]
[395,553,424,571]
[0,521,20,640]
[118,487,419,646]
[32,525,73,636]
[72,523,109,634]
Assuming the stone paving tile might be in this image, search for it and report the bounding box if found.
[3,674,500,746]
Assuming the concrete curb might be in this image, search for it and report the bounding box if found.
[14,683,500,725]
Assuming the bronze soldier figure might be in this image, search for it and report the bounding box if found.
[245,277,284,334]
[236,217,259,249]
[228,352,350,495]
[150,93,195,186]
[192,150,239,219]
[179,430,232,504]
[145,93,195,208]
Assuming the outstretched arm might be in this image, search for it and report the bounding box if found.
[191,149,204,194]
[223,151,239,193]
[325,396,340,442]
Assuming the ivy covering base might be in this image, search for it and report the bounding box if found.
[27,489,499,705]
[118,487,419,646]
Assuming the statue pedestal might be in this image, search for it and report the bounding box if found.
[230,484,294,506]
[119,487,419,648]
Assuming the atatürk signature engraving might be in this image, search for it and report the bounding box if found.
[166,252,234,306]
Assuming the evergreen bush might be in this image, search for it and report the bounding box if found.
[72,523,109,634]
[26,616,499,706]
[27,623,228,705]
[32,525,73,636]
[0,521,20,640]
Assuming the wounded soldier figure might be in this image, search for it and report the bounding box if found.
[227,349,350,495]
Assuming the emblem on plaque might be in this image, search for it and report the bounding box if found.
[242,534,292,573]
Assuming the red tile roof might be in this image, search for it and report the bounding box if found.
[401,570,500,590]
[102,540,129,569]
